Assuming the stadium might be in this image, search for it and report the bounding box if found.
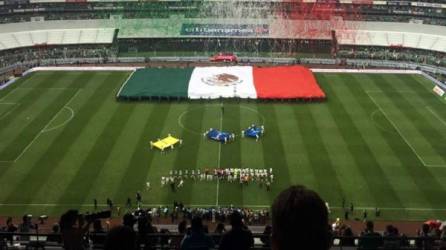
[1,0,446,249]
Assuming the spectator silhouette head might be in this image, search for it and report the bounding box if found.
[93,219,104,233]
[178,220,187,234]
[229,211,243,229]
[191,216,204,233]
[52,223,60,234]
[421,223,430,235]
[214,222,225,234]
[365,220,375,233]
[122,213,135,229]
[261,225,273,247]
[104,225,136,250]
[271,185,330,250]
[6,217,13,226]
[59,210,79,231]
[344,227,353,237]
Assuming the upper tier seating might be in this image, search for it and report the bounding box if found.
[336,21,446,53]
[0,28,115,51]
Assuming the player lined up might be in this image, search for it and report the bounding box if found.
[161,168,274,190]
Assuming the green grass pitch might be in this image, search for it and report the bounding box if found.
[0,70,446,221]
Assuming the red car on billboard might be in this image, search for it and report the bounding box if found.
[209,53,238,62]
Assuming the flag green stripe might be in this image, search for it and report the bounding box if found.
[118,68,193,98]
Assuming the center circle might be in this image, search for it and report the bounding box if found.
[178,104,265,135]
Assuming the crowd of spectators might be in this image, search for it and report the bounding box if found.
[1,12,444,27]
[0,10,170,24]
[338,46,446,67]
[119,201,270,226]
[1,185,446,249]
[0,2,445,26]
[0,45,118,69]
[330,217,446,250]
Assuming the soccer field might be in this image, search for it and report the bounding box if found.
[0,70,445,221]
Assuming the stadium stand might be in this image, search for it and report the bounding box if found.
[337,22,446,53]
[0,1,445,26]
[0,189,446,249]
[0,28,115,51]
[0,0,445,58]
[0,2,446,249]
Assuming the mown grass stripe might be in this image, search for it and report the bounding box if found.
[292,103,345,202]
[1,73,120,208]
[395,75,446,148]
[0,72,41,100]
[363,74,446,217]
[256,103,291,202]
[115,103,172,203]
[44,72,132,210]
[0,72,67,133]
[239,103,269,207]
[0,88,77,161]
[308,78,374,207]
[134,103,187,207]
[0,73,81,169]
[16,73,129,211]
[186,105,219,206]
[55,103,136,207]
[164,103,206,205]
[374,74,446,164]
[347,74,434,213]
[273,104,317,189]
[81,104,153,209]
[323,74,405,208]
[217,103,243,206]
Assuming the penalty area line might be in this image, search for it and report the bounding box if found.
[0,103,20,120]
[0,160,13,166]
[426,106,446,128]
[13,89,81,162]
[0,88,20,102]
[41,107,75,133]
[366,92,446,168]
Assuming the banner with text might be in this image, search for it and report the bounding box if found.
[180,23,269,37]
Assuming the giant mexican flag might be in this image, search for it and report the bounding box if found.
[117,65,325,100]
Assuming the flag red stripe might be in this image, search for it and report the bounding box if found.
[253,66,326,99]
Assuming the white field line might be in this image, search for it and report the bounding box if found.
[0,88,70,121]
[424,107,446,167]
[0,88,19,102]
[370,109,395,134]
[178,105,266,136]
[366,91,446,168]
[331,206,446,211]
[426,106,446,128]
[13,89,81,162]
[365,90,418,94]
[0,87,69,102]
[116,70,136,97]
[0,203,444,211]
[0,103,19,120]
[216,102,223,207]
[41,107,75,133]
[311,69,421,74]
[17,87,74,90]
[13,130,44,163]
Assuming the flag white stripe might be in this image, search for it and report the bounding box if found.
[187,66,257,99]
